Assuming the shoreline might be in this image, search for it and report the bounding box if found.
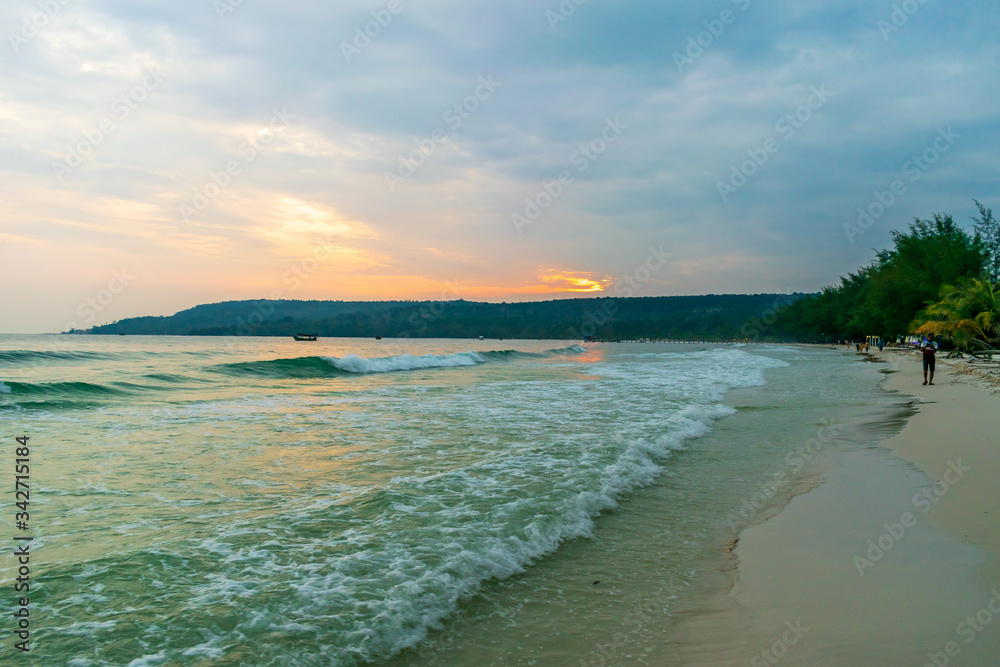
[381,343,892,666]
[677,347,1000,665]
[877,347,1000,588]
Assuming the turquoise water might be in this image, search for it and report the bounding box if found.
[0,336,895,665]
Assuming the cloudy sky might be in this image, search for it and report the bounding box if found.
[1,0,998,333]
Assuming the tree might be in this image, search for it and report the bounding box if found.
[972,199,1000,283]
[773,211,986,342]
[853,214,985,339]
[913,277,999,350]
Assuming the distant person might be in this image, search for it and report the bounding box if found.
[878,340,884,352]
[920,335,939,385]
[856,343,861,353]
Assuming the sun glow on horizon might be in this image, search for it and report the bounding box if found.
[541,274,608,292]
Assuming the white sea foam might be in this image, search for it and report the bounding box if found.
[173,350,770,663]
[57,620,118,635]
[126,652,167,667]
[32,342,797,666]
[323,351,485,373]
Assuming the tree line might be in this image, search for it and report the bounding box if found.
[772,201,1000,350]
[88,294,806,341]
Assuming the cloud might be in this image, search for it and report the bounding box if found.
[2,0,1000,332]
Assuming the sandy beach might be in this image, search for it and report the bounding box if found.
[879,348,1000,587]
[678,346,1000,666]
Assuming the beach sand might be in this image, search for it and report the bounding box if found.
[675,347,1000,666]
[878,348,1000,588]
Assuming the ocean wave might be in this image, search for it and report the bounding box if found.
[1,381,129,397]
[214,346,585,379]
[41,391,735,666]
[201,399,735,664]
[29,340,765,665]
[544,344,587,355]
[0,381,171,410]
[0,349,119,365]
[142,372,205,384]
[326,351,485,373]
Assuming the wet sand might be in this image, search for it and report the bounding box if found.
[677,347,1000,666]
[878,348,1000,587]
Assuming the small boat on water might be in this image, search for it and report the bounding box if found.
[375,335,382,340]
[293,333,318,341]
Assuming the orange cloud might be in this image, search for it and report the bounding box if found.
[489,269,613,296]
[285,268,612,303]
[539,271,610,292]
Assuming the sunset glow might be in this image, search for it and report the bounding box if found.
[0,2,997,332]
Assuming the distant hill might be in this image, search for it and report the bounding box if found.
[85,294,809,340]
[85,300,396,336]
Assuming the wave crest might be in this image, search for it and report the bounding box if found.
[0,350,119,364]
[215,345,585,378]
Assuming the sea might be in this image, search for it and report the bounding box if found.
[0,335,905,666]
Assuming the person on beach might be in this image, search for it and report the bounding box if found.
[920,335,939,385]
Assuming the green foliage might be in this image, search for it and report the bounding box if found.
[774,212,987,341]
[972,199,1000,283]
[913,277,1000,350]
[87,294,807,341]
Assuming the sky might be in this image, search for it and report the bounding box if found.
[1,0,998,333]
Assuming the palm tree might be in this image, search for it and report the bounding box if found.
[913,277,1000,350]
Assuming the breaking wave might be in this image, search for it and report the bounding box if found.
[214,346,586,378]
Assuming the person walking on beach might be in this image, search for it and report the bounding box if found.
[920,335,939,385]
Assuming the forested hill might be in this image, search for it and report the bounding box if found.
[84,294,808,340]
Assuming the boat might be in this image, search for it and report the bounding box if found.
[375,335,382,340]
[293,333,318,341]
